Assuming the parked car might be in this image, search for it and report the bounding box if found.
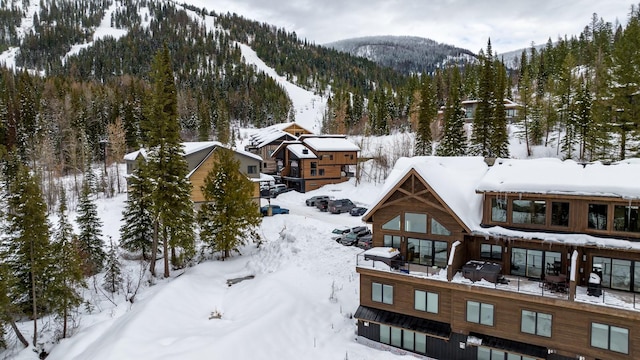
[356,233,373,249]
[339,227,371,246]
[270,185,295,198]
[316,199,330,212]
[330,226,351,241]
[327,199,355,214]
[350,207,368,216]
[260,205,290,216]
[306,195,331,206]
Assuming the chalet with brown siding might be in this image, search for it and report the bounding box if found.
[271,135,359,192]
[244,122,314,174]
[124,142,263,206]
[356,156,640,360]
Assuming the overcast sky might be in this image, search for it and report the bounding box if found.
[189,0,634,54]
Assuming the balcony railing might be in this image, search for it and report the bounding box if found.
[357,253,640,311]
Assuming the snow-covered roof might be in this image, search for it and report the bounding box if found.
[288,144,317,159]
[123,149,145,161]
[303,137,360,152]
[248,122,314,148]
[364,156,488,231]
[369,156,640,251]
[477,158,640,199]
[182,141,222,155]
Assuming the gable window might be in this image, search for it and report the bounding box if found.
[431,218,451,235]
[481,244,502,261]
[512,200,546,225]
[383,235,401,249]
[405,213,427,233]
[408,239,447,267]
[491,198,507,222]
[588,204,608,230]
[247,165,257,174]
[551,202,569,227]
[521,310,552,337]
[613,205,640,233]
[414,290,438,313]
[382,215,401,230]
[466,300,494,326]
[591,323,628,354]
[372,282,393,304]
[310,162,317,176]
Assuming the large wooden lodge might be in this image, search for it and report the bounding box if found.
[356,157,640,360]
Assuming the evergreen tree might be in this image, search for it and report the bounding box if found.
[197,148,261,259]
[517,50,534,156]
[0,262,29,348]
[491,61,510,158]
[76,180,106,276]
[575,77,593,161]
[470,40,495,156]
[2,164,51,346]
[102,237,123,293]
[119,159,154,260]
[49,187,85,339]
[414,76,435,156]
[436,66,467,156]
[146,45,195,277]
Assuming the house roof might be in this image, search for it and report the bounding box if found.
[368,156,640,251]
[288,144,317,159]
[248,122,314,148]
[303,137,360,152]
[364,156,487,231]
[477,157,640,199]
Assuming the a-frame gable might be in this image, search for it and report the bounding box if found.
[364,168,471,233]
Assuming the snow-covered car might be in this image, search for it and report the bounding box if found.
[338,227,371,246]
[330,226,351,241]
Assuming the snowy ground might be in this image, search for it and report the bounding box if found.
[4,178,412,360]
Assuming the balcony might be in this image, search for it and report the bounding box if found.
[356,249,640,312]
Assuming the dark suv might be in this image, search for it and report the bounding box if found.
[327,199,355,214]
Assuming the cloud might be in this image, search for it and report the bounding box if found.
[193,0,633,53]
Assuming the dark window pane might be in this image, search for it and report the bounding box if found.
[551,202,569,226]
[588,204,608,230]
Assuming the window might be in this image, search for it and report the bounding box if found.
[551,202,569,227]
[247,165,257,174]
[380,324,390,344]
[521,310,552,337]
[382,215,401,230]
[466,301,494,326]
[511,249,561,279]
[310,162,317,176]
[593,256,635,292]
[481,244,502,261]
[591,323,628,354]
[414,290,439,313]
[588,204,608,230]
[431,218,451,235]
[512,200,546,225]
[380,325,427,354]
[383,235,401,249]
[329,154,334,160]
[372,282,393,304]
[614,205,640,232]
[491,198,507,222]
[477,347,537,360]
[415,332,426,353]
[405,213,427,233]
[408,238,447,267]
[319,169,325,176]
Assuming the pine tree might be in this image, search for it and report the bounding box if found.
[146,45,195,277]
[470,40,495,156]
[76,180,106,276]
[102,237,123,293]
[49,187,85,339]
[414,76,435,156]
[197,148,261,259]
[0,262,28,348]
[491,60,510,158]
[436,66,467,156]
[119,159,154,260]
[517,49,534,156]
[2,164,52,346]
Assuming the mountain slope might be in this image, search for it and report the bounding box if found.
[326,35,476,74]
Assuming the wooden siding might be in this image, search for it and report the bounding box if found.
[281,123,313,137]
[359,268,640,360]
[481,192,640,241]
